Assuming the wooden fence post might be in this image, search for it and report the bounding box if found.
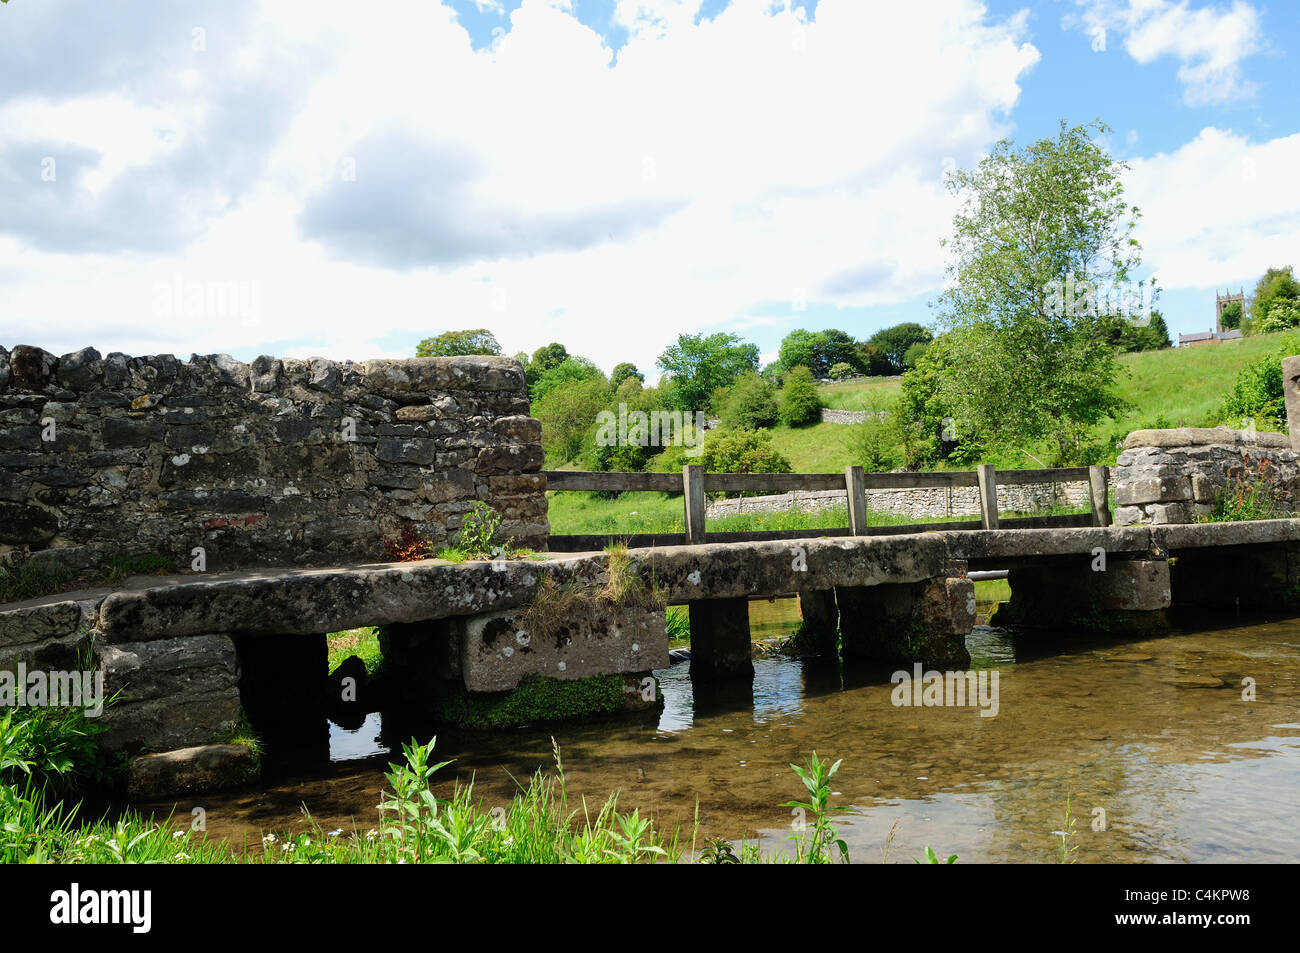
[1089,465,1112,527]
[845,465,867,535]
[977,464,1000,530]
[683,464,706,544]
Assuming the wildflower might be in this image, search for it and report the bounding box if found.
[365,829,378,841]
[262,833,277,846]
[176,852,190,861]
[173,830,186,839]
[328,829,343,837]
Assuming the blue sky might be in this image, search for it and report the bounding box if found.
[1,0,1296,376]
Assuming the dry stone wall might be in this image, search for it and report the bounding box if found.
[1113,427,1298,525]
[0,345,548,579]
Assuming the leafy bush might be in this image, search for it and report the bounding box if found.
[1257,300,1300,335]
[533,374,612,466]
[717,371,779,430]
[828,362,855,380]
[0,703,115,796]
[902,341,929,369]
[778,365,823,427]
[699,428,792,474]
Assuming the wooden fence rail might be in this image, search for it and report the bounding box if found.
[542,464,1111,551]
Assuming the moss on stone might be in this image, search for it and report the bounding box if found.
[431,672,658,730]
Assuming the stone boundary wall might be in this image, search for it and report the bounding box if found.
[0,346,548,577]
[1113,427,1297,525]
[706,480,1101,521]
[819,408,881,424]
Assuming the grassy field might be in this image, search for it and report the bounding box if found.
[768,332,1297,473]
[817,375,903,410]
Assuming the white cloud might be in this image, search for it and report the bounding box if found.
[1066,0,1263,104]
[0,0,1046,374]
[1126,126,1300,289]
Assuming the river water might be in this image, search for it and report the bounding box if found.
[136,599,1300,863]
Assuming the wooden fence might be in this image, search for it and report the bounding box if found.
[543,464,1111,552]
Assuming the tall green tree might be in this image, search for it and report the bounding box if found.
[415,329,501,357]
[868,323,933,374]
[926,119,1137,463]
[530,355,605,402]
[1251,266,1300,329]
[657,332,759,412]
[610,362,644,389]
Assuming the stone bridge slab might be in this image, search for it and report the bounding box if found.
[633,534,948,603]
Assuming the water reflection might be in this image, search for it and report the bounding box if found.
[137,598,1300,863]
[328,712,386,762]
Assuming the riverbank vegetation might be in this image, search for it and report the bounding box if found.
[1,731,868,864]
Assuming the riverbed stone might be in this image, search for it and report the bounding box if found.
[126,743,259,798]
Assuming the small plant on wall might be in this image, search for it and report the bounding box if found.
[1205,454,1284,522]
[382,525,437,562]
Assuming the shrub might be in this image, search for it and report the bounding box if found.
[718,371,779,430]
[845,402,902,472]
[828,362,855,380]
[699,428,792,474]
[778,365,823,427]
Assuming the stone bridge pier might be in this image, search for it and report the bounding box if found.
[647,535,976,678]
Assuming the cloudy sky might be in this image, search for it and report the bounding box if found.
[1,0,1296,379]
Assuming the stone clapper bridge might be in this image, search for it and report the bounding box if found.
[5,348,1300,798]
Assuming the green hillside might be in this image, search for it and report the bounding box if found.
[770,332,1295,473]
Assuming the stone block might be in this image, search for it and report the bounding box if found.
[1114,474,1192,506]
[1148,501,1196,524]
[100,635,240,703]
[1087,559,1171,611]
[456,602,668,692]
[687,598,752,682]
[100,691,241,753]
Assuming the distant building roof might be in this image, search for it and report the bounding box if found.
[1178,329,1243,345]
